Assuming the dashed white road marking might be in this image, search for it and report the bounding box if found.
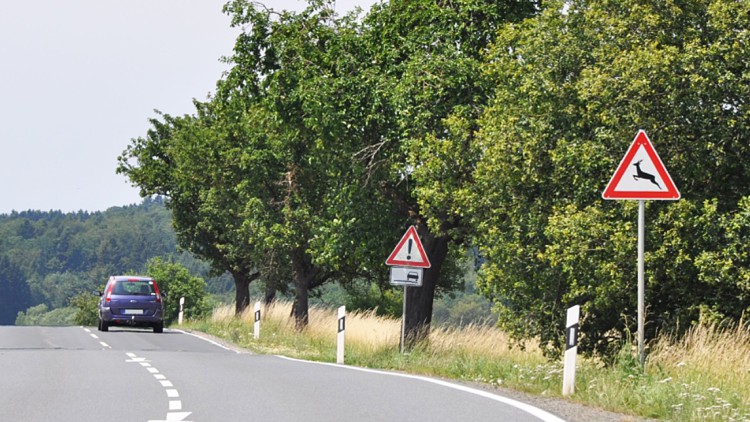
[125,352,192,422]
[82,327,110,348]
[80,329,193,422]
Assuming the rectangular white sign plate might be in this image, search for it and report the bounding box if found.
[390,267,423,287]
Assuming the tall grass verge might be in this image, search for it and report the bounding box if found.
[184,302,750,421]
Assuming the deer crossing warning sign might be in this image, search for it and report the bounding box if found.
[602,130,680,200]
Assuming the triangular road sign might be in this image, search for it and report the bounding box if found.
[385,226,431,268]
[603,130,680,200]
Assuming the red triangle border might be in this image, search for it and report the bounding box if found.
[602,130,680,200]
[385,226,432,268]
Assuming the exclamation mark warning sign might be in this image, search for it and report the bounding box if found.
[385,226,431,268]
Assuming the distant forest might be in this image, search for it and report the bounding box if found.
[0,197,233,325]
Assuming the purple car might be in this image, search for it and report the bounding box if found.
[98,276,165,333]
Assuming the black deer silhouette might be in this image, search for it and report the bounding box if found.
[633,160,661,189]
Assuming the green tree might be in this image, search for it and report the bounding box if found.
[70,292,99,326]
[118,112,262,314]
[347,0,539,345]
[470,0,750,357]
[209,0,403,328]
[145,257,209,324]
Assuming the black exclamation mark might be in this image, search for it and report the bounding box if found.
[407,239,413,260]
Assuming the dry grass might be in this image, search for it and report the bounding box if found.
[644,322,750,420]
[195,302,750,421]
[649,322,750,379]
[214,301,536,359]
[428,323,542,361]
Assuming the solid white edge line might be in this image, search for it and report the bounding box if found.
[172,329,241,353]
[276,355,566,422]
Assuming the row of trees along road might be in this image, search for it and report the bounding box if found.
[119,0,750,357]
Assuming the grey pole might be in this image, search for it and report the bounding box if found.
[638,200,645,366]
[400,286,407,354]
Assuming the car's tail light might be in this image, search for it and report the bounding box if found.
[105,283,114,303]
[153,281,162,303]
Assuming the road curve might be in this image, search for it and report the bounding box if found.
[0,326,565,422]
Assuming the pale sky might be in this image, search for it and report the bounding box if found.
[0,0,375,214]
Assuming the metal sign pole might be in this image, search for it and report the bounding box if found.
[602,131,680,367]
[638,200,645,366]
[400,286,407,354]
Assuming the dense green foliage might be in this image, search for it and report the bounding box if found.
[117,0,750,359]
[70,292,99,326]
[146,257,210,323]
[118,0,539,344]
[469,0,750,357]
[15,304,77,326]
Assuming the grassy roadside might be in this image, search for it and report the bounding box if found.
[183,302,750,421]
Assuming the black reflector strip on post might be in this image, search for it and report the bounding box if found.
[565,323,579,351]
[338,316,345,333]
[255,310,261,323]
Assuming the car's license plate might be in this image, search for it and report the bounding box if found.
[124,309,143,315]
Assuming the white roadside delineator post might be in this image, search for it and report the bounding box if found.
[254,301,261,340]
[563,305,580,396]
[337,306,346,364]
[178,297,185,325]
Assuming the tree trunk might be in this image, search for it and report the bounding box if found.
[291,248,312,330]
[231,269,260,315]
[293,279,309,329]
[403,230,450,350]
[263,284,277,305]
[233,271,251,315]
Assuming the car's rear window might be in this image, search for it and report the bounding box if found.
[112,280,155,296]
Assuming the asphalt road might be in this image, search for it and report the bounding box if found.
[0,326,565,422]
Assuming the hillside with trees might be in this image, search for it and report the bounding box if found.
[0,198,222,325]
[0,197,489,327]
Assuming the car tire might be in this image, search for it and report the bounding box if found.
[153,323,163,333]
[101,320,109,332]
[97,319,102,331]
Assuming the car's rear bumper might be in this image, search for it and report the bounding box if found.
[100,308,163,326]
